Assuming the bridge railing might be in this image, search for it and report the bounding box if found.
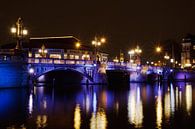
[28,58,94,66]
[107,62,130,70]
[0,49,15,55]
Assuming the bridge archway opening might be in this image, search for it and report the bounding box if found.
[35,68,93,85]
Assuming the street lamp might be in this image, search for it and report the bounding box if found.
[156,46,162,53]
[128,49,135,67]
[91,36,106,63]
[164,55,170,60]
[128,46,142,67]
[10,17,28,50]
[134,46,142,65]
[75,42,81,49]
[134,46,142,54]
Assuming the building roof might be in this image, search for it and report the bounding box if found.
[0,36,93,51]
[182,34,195,44]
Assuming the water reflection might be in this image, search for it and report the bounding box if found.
[164,86,171,121]
[36,115,47,128]
[156,85,162,129]
[74,104,81,129]
[93,92,97,113]
[0,82,194,129]
[175,87,179,109]
[90,108,107,129]
[186,84,192,115]
[28,93,33,114]
[128,84,143,128]
[170,84,175,114]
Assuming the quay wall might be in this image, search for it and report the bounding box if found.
[172,71,195,82]
[0,62,28,88]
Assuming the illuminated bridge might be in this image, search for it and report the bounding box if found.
[1,36,189,88]
[0,36,110,87]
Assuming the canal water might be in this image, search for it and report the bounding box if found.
[0,82,194,129]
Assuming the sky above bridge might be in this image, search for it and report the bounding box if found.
[0,0,195,59]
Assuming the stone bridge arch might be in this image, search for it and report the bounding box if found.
[28,64,95,83]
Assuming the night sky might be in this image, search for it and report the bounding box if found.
[0,0,195,60]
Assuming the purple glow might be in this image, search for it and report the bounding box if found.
[29,68,34,74]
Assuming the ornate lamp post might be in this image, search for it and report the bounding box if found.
[128,49,135,67]
[91,37,106,63]
[38,44,48,58]
[10,17,28,50]
[134,46,142,65]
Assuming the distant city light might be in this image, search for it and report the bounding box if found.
[156,46,162,53]
[185,63,192,67]
[75,42,81,48]
[164,55,170,60]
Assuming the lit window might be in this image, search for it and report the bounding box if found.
[49,54,61,59]
[70,55,74,59]
[35,59,39,63]
[75,55,79,59]
[64,54,68,59]
[82,54,90,60]
[54,60,64,64]
[28,52,32,57]
[66,60,75,64]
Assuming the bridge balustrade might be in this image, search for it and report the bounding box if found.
[0,49,15,55]
[27,58,94,66]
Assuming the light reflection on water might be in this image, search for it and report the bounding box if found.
[156,85,162,129]
[186,84,192,115]
[74,104,81,129]
[128,84,143,128]
[90,108,107,129]
[0,82,194,129]
[164,86,171,121]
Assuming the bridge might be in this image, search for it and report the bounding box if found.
[27,58,96,83]
[0,53,136,87]
[0,47,131,87]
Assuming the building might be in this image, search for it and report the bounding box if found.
[0,36,108,64]
[181,34,195,68]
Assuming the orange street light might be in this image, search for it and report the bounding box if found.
[156,46,162,53]
[75,42,81,49]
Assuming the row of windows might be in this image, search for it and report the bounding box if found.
[29,53,91,60]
